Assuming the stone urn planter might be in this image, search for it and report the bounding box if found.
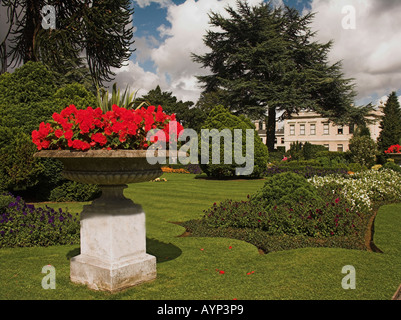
[387,153,401,166]
[34,149,163,292]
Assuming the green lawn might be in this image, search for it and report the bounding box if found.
[1,173,401,300]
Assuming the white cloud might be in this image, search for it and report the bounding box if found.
[149,0,264,102]
[133,0,173,9]
[308,0,401,105]
[108,60,165,98]
[114,0,401,107]
[270,0,284,8]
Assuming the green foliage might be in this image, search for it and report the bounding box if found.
[255,172,321,208]
[53,83,97,110]
[348,162,366,172]
[0,126,40,192]
[2,0,134,87]
[200,105,268,178]
[194,175,366,240]
[348,135,377,168]
[96,82,145,112]
[378,91,401,151]
[0,62,96,135]
[0,61,98,201]
[0,193,80,248]
[382,161,401,174]
[141,85,205,131]
[49,181,101,202]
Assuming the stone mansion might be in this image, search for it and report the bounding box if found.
[254,109,383,152]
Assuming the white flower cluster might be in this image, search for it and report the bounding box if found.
[308,169,401,212]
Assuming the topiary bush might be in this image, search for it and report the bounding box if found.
[0,193,80,248]
[254,172,322,208]
[199,105,268,178]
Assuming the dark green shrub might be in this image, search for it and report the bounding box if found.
[382,161,401,174]
[348,135,377,168]
[0,193,80,248]
[348,163,363,172]
[287,141,303,160]
[254,172,321,208]
[199,105,268,178]
[49,181,101,202]
[302,142,328,160]
[279,159,321,167]
[315,151,349,167]
[0,62,97,201]
[0,126,40,192]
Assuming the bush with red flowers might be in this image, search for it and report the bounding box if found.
[31,104,183,151]
[384,144,401,154]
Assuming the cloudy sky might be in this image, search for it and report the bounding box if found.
[109,0,401,107]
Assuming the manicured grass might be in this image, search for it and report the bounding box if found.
[1,173,401,300]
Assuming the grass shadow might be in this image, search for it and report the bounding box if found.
[146,238,182,263]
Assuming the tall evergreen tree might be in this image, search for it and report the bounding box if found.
[192,1,359,152]
[378,91,401,151]
[141,85,206,131]
[0,0,134,87]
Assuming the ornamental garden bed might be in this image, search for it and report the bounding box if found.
[1,173,401,299]
[181,169,401,254]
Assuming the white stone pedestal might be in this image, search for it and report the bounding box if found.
[70,185,156,292]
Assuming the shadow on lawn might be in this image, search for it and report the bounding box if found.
[65,238,182,263]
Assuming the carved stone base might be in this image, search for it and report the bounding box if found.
[70,253,156,292]
[70,184,156,292]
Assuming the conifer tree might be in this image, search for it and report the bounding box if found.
[193,1,359,152]
[378,91,401,151]
[0,0,134,87]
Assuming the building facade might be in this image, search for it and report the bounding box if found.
[254,109,383,152]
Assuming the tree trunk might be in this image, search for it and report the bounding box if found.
[23,0,41,63]
[266,107,276,152]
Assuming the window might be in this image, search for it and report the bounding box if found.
[259,120,263,131]
[300,124,305,135]
[323,123,329,135]
[310,124,316,135]
[349,124,354,134]
[337,144,344,152]
[281,138,284,144]
[337,126,343,135]
[290,124,295,135]
[324,144,329,150]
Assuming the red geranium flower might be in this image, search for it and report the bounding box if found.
[31,104,182,151]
